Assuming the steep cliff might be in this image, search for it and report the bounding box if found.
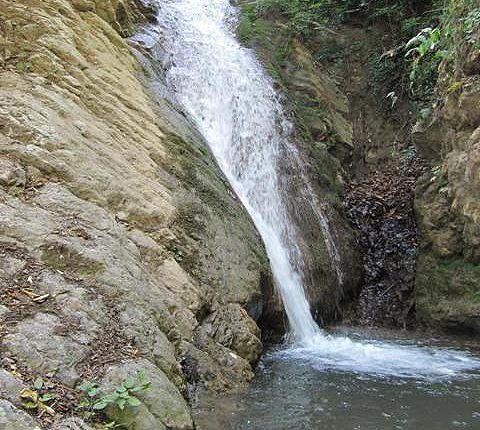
[0,0,271,428]
[414,15,480,333]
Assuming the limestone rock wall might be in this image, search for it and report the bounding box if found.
[0,0,270,428]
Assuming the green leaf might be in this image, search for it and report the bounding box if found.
[109,392,120,402]
[116,398,126,410]
[39,393,55,402]
[33,377,44,391]
[78,381,95,392]
[22,400,38,409]
[116,386,127,393]
[93,399,109,410]
[124,377,135,389]
[131,380,150,392]
[127,396,142,407]
[137,370,146,382]
[131,386,144,393]
[79,399,91,408]
[88,387,97,397]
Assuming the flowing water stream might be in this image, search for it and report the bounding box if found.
[137,0,480,427]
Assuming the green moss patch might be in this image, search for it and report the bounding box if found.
[40,243,105,279]
[416,251,480,332]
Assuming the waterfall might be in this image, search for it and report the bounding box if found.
[134,0,480,377]
[150,0,321,343]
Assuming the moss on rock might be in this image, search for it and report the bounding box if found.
[416,252,480,333]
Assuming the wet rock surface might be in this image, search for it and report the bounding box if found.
[235,5,363,325]
[345,158,424,327]
[0,0,272,428]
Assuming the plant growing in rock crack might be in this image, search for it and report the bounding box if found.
[20,376,56,416]
[78,370,151,421]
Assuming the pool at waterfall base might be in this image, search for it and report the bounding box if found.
[193,327,480,430]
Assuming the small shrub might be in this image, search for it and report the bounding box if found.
[78,370,151,420]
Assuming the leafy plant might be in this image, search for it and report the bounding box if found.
[78,370,151,419]
[20,376,56,416]
[405,26,447,97]
[255,0,343,38]
[405,0,479,98]
[462,8,480,45]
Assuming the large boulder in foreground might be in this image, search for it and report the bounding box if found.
[0,400,42,430]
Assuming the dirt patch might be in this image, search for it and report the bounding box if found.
[1,357,80,429]
[0,244,78,336]
[0,243,140,427]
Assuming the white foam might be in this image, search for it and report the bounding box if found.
[273,333,480,379]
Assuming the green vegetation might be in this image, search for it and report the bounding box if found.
[405,0,480,100]
[242,0,430,39]
[78,370,151,424]
[20,377,56,416]
[254,0,343,37]
[239,0,479,113]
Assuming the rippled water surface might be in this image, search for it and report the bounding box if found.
[194,328,480,430]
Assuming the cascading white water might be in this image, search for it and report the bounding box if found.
[153,0,319,342]
[141,0,480,377]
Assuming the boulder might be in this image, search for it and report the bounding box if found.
[100,359,193,430]
[0,399,42,430]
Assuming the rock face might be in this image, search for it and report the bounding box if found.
[100,360,192,430]
[0,399,43,430]
[0,0,271,428]
[414,31,480,333]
